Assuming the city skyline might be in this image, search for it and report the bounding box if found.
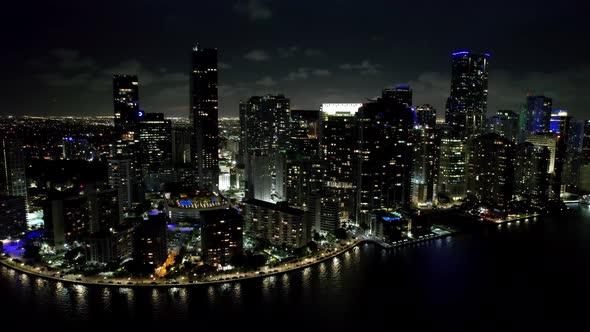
[3,0,588,118]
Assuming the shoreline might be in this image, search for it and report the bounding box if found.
[0,239,361,288]
[0,231,456,288]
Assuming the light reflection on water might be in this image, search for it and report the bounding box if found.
[2,208,587,324]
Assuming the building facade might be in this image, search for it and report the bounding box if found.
[190,44,219,190]
[445,51,490,139]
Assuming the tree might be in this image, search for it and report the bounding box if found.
[307,241,318,252]
[312,231,321,242]
[23,244,41,260]
[360,223,370,232]
[333,228,348,240]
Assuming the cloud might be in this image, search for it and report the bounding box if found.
[244,49,270,61]
[219,83,251,97]
[312,69,331,77]
[219,62,232,69]
[49,48,97,71]
[255,76,277,87]
[303,48,323,57]
[340,60,383,75]
[406,66,590,119]
[285,68,309,81]
[278,46,298,58]
[39,72,93,87]
[234,0,272,21]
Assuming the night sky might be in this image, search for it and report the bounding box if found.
[2,0,588,118]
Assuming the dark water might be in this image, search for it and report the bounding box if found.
[2,206,589,329]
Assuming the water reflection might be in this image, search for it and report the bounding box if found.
[1,206,586,323]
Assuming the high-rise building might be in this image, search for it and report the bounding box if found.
[190,44,219,190]
[0,138,27,199]
[437,125,467,202]
[138,113,173,192]
[413,105,439,204]
[43,190,89,249]
[525,96,552,135]
[200,208,243,266]
[107,158,135,211]
[289,109,320,157]
[382,85,412,108]
[320,103,362,220]
[357,92,414,221]
[487,110,519,143]
[445,51,490,139]
[172,125,192,168]
[85,223,136,264]
[416,104,437,128]
[0,195,27,239]
[526,133,559,198]
[134,211,168,269]
[241,95,291,202]
[563,119,585,192]
[467,133,514,211]
[514,142,550,209]
[285,109,322,207]
[110,136,142,204]
[113,74,140,137]
[85,184,120,234]
[306,192,339,234]
[579,121,590,192]
[243,199,310,249]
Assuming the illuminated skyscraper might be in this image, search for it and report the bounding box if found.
[357,92,414,220]
[190,44,219,190]
[113,74,140,136]
[487,110,519,143]
[285,109,322,207]
[138,113,173,192]
[0,138,27,199]
[382,85,412,107]
[320,103,361,220]
[467,133,514,212]
[107,158,135,212]
[525,96,552,135]
[412,105,439,204]
[514,142,550,209]
[445,51,490,139]
[416,104,436,128]
[437,126,467,202]
[241,95,291,202]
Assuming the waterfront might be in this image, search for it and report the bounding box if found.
[1,205,589,328]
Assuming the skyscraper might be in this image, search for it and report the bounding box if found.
[107,158,135,212]
[437,125,467,202]
[445,51,490,139]
[412,105,439,204]
[416,104,437,128]
[138,113,173,192]
[467,133,514,212]
[357,92,414,221]
[190,44,219,190]
[113,74,140,136]
[487,110,519,143]
[525,95,552,135]
[382,85,412,107]
[0,138,27,199]
[320,103,361,220]
[241,95,291,202]
[514,142,550,209]
[285,109,322,207]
